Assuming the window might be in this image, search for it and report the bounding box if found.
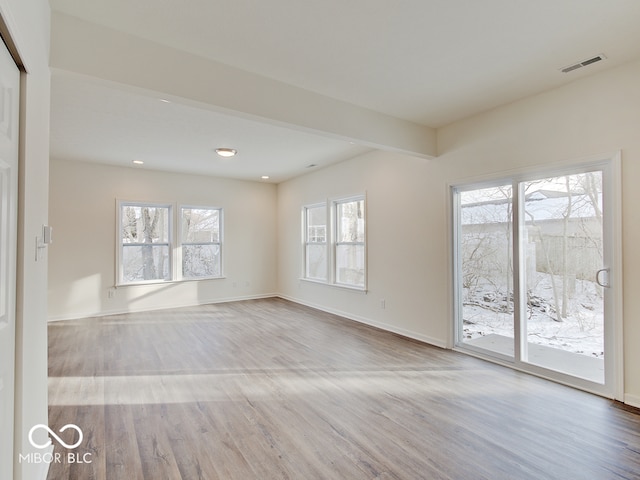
[335,198,366,287]
[302,195,366,290]
[119,202,172,284]
[118,202,224,285]
[304,204,327,281]
[180,206,222,279]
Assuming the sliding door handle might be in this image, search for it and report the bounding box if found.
[596,268,610,288]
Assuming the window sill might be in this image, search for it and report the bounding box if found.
[299,277,368,294]
[116,276,226,287]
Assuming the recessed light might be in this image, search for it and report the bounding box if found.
[159,99,171,103]
[261,175,270,180]
[215,148,237,158]
[132,160,144,165]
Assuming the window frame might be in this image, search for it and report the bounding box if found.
[301,194,367,292]
[303,203,328,282]
[333,196,367,289]
[116,201,226,286]
[450,154,624,400]
[117,200,173,286]
[178,205,224,280]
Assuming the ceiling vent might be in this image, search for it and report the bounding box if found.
[560,54,606,73]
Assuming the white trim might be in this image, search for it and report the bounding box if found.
[279,294,447,348]
[449,150,622,189]
[298,277,367,294]
[34,445,53,480]
[453,345,615,399]
[178,204,224,281]
[448,185,460,349]
[0,2,29,70]
[331,193,367,290]
[301,194,367,290]
[607,152,624,401]
[112,276,227,288]
[624,394,640,410]
[302,202,328,282]
[513,180,524,366]
[47,293,278,322]
[450,153,624,399]
[116,200,173,286]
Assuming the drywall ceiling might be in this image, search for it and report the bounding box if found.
[50,73,373,182]
[49,0,640,181]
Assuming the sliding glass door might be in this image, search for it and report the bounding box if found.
[453,158,621,397]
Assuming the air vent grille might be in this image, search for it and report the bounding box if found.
[560,54,606,73]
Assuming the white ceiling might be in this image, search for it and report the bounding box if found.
[50,73,373,182]
[49,0,640,182]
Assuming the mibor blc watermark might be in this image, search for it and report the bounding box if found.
[19,424,93,465]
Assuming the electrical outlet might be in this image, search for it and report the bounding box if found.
[380,299,386,309]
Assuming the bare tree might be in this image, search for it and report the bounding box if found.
[141,207,159,280]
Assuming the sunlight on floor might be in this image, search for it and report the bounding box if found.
[48,368,515,406]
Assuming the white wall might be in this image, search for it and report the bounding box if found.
[437,59,640,407]
[277,59,640,406]
[277,150,450,347]
[1,0,51,479]
[48,159,278,319]
[48,55,640,409]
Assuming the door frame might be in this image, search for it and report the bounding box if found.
[450,152,623,400]
[0,27,21,480]
[0,10,26,480]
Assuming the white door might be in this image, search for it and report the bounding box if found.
[454,158,622,398]
[0,37,20,480]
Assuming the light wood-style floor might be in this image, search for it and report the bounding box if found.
[47,298,640,479]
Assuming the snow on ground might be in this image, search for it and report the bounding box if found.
[462,272,604,358]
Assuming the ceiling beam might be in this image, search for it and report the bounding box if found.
[50,12,436,159]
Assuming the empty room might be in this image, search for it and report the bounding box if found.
[3,1,640,479]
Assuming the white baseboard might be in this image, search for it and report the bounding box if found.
[49,294,448,352]
[47,293,278,322]
[624,393,640,409]
[277,294,448,349]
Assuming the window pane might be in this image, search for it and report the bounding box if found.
[120,204,171,284]
[305,205,327,281]
[306,244,327,280]
[336,244,365,286]
[122,245,170,282]
[458,185,514,357]
[522,172,604,379]
[180,207,222,279]
[122,205,169,243]
[183,244,221,278]
[182,208,220,243]
[306,206,326,242]
[337,200,364,242]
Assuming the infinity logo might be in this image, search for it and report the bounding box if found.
[28,424,84,450]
